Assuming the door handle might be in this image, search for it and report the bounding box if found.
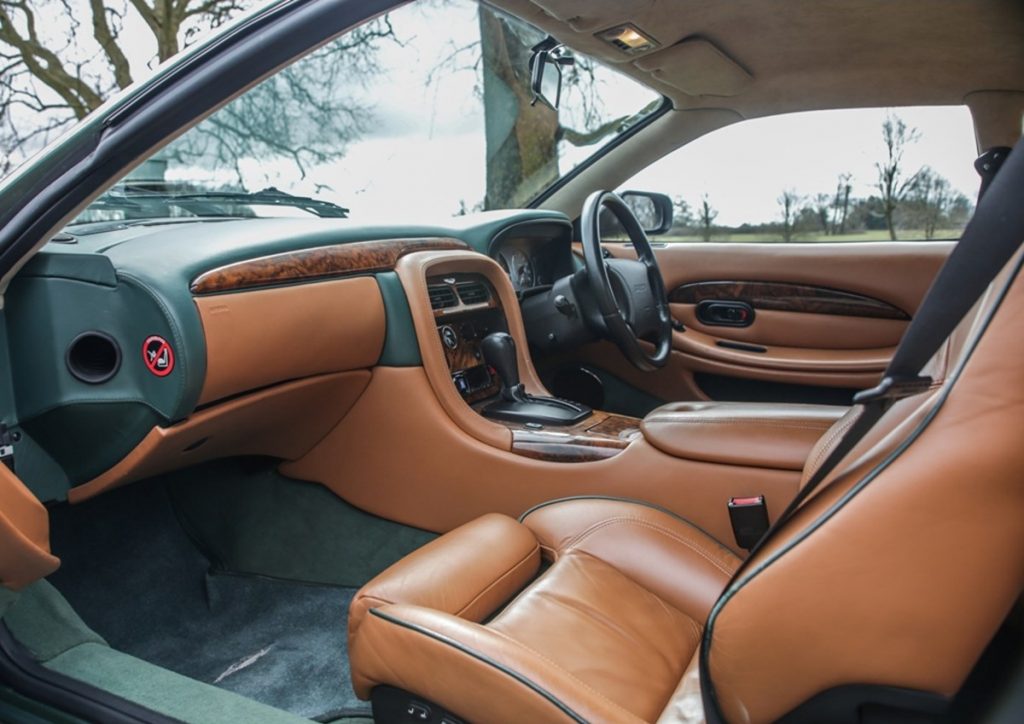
[696,300,755,327]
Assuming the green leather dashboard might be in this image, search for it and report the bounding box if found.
[3,209,570,494]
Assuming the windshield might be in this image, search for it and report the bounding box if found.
[70,0,659,227]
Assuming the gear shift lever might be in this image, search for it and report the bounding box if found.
[478,331,591,426]
[481,332,526,402]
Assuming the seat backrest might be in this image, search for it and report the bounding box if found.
[702,248,1024,723]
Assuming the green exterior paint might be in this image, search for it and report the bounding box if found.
[0,686,86,724]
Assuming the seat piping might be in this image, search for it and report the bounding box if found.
[368,607,587,723]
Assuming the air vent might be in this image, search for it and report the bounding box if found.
[428,284,458,310]
[456,282,490,305]
[66,331,121,384]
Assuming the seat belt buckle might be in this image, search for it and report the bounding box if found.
[728,495,769,551]
[853,374,933,405]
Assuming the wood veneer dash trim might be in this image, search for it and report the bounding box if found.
[191,237,470,294]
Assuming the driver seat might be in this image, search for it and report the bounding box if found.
[347,259,1024,721]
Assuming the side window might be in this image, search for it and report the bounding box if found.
[621,106,978,242]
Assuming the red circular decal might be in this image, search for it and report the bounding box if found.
[142,336,175,377]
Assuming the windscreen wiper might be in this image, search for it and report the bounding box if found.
[87,185,350,219]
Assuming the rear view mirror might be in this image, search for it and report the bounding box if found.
[529,38,574,110]
[621,190,674,235]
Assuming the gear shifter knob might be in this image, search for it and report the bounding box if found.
[481,332,525,401]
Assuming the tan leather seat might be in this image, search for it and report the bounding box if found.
[348,250,1024,723]
[350,502,737,723]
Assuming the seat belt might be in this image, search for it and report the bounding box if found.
[701,136,1024,722]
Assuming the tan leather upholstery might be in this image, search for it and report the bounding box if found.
[196,276,384,405]
[349,499,739,723]
[0,465,59,590]
[704,252,1024,723]
[641,401,845,471]
[348,248,1024,722]
[348,513,540,648]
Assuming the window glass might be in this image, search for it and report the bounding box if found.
[619,106,978,242]
[70,0,659,227]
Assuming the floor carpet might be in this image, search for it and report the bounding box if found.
[47,478,369,721]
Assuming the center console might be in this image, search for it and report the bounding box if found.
[429,272,591,426]
[284,245,832,553]
[428,272,504,403]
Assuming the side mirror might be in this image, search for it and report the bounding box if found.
[530,38,574,110]
[620,190,674,235]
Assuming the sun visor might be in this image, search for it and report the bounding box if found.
[634,38,753,97]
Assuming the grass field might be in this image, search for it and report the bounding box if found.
[656,229,963,243]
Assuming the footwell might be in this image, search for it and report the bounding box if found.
[46,478,369,720]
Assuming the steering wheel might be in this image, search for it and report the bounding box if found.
[580,190,672,371]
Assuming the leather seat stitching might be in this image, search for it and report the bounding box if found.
[483,624,644,721]
[454,543,540,619]
[805,413,858,479]
[564,517,736,576]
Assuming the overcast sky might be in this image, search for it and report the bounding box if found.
[39,1,982,225]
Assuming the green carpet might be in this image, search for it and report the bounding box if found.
[37,458,435,721]
[166,458,435,587]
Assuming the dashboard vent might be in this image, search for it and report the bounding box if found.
[428,284,458,310]
[456,281,490,305]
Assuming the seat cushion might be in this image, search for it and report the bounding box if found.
[489,550,702,721]
[348,498,740,723]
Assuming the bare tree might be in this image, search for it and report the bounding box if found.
[698,194,717,242]
[830,172,853,235]
[875,113,921,240]
[810,193,831,235]
[908,166,972,240]
[778,188,802,242]
[0,0,395,183]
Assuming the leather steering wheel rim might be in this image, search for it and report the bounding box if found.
[580,190,672,371]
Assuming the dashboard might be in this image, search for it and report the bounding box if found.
[4,209,574,499]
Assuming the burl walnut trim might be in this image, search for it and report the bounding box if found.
[191,237,470,294]
[506,411,642,463]
[669,281,910,320]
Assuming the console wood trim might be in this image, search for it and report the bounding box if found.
[504,411,642,463]
[191,237,469,294]
[669,281,910,320]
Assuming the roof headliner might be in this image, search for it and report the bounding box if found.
[493,0,1024,118]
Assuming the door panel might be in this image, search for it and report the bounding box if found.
[563,241,952,409]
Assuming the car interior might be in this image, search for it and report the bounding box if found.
[0,1,1023,723]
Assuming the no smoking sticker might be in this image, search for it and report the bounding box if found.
[143,336,174,377]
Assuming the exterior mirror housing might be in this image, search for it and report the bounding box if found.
[620,190,674,235]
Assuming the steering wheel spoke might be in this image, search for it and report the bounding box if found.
[579,190,672,371]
